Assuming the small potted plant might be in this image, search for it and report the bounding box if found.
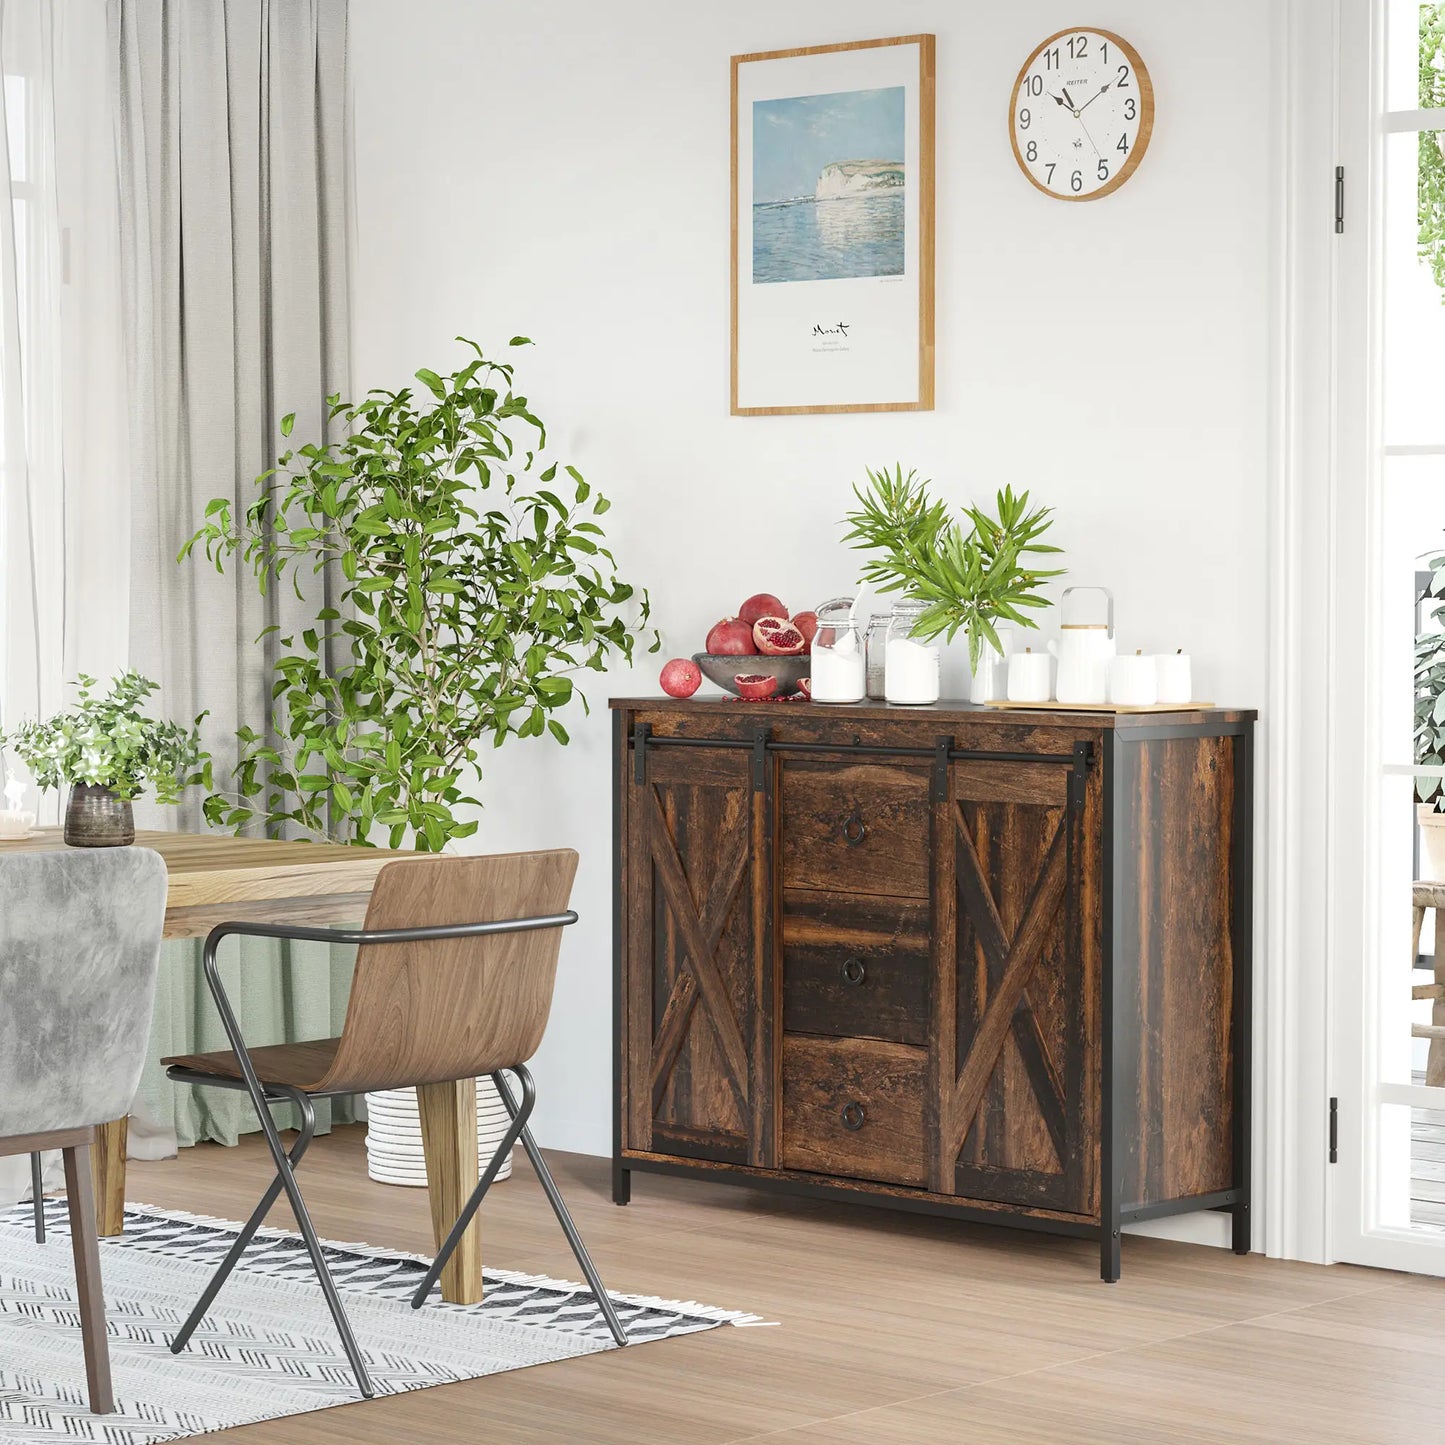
[1417,548,1445,879]
[842,465,1064,682]
[4,671,208,846]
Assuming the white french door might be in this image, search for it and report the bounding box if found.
[1330,0,1445,1274]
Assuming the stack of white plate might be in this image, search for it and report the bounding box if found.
[363,1077,513,1187]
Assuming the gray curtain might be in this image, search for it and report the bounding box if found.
[109,0,360,1153]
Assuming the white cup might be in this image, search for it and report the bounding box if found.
[0,809,35,838]
[1108,651,1158,707]
[1155,650,1193,705]
[1006,648,1052,703]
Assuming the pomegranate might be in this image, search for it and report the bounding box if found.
[659,657,702,699]
[792,611,819,652]
[738,592,788,626]
[705,617,755,656]
[753,617,806,656]
[797,677,812,700]
[733,673,779,701]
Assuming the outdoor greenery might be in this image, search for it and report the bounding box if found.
[184,336,654,852]
[1418,6,1445,293]
[2,671,207,802]
[1417,550,1445,812]
[841,465,1064,670]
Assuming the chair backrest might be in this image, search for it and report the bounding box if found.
[0,847,168,1137]
[320,849,578,1093]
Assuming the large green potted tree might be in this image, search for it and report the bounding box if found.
[184,335,654,1185]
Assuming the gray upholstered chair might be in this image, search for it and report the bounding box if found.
[0,848,169,1415]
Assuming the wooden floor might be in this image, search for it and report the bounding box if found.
[123,1125,1445,1444]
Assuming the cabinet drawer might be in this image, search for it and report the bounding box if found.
[781,1035,926,1187]
[780,760,931,900]
[782,891,930,1046]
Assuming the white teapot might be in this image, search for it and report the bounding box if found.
[1047,586,1116,704]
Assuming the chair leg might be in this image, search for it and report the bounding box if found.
[31,1152,45,1243]
[62,1145,114,1415]
[170,1093,318,1354]
[411,1070,536,1309]
[497,1066,629,1347]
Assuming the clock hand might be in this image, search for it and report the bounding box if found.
[1077,82,1111,115]
[1075,112,1101,155]
[1062,86,1077,111]
[1050,92,1070,108]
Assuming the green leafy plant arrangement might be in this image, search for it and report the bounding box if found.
[1417,548,1445,812]
[842,465,1064,669]
[3,671,207,802]
[183,336,655,851]
[1418,6,1445,295]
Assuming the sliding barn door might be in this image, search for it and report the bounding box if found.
[934,758,1094,1215]
[623,741,773,1168]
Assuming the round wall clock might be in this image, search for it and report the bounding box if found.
[1009,28,1154,201]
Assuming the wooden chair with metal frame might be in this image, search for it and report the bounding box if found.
[161,848,628,1399]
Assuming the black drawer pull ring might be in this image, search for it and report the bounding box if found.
[841,1102,866,1131]
[842,957,866,986]
[840,809,868,845]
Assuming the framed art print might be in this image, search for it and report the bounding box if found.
[731,34,935,415]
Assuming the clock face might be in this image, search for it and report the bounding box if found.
[1010,28,1154,201]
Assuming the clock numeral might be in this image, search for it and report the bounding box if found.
[1019,108,1031,130]
[1023,73,1043,96]
[1071,170,1083,193]
[1117,64,1131,88]
[1124,97,1136,121]
[1101,40,1109,64]
[1045,163,1056,184]
[1026,140,1038,162]
[1043,45,1060,70]
[1116,133,1129,154]
[1097,159,1110,182]
[1068,34,1088,59]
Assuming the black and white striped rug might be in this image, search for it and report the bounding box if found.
[0,1200,760,1442]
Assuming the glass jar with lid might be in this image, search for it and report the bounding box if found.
[884,600,941,705]
[809,597,865,704]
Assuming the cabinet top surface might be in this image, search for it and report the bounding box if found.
[609,697,1256,729]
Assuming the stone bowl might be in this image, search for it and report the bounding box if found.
[692,653,810,697]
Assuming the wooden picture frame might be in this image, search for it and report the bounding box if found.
[730,34,935,416]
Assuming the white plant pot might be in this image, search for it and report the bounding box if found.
[364,1077,513,1187]
[1419,804,1445,883]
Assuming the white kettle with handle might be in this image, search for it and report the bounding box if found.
[1047,586,1115,704]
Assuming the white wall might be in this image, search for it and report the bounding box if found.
[349,0,1273,1195]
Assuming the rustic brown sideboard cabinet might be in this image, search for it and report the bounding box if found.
[610,698,1255,1280]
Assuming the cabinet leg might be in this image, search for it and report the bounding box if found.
[1101,1225,1121,1283]
[1232,1200,1251,1256]
[91,1118,127,1238]
[612,1162,631,1206]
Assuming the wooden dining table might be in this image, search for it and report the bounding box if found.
[2,828,489,1304]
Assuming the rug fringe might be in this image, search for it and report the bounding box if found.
[76,1201,772,1328]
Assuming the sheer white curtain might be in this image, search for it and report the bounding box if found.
[0,0,126,1203]
[0,0,126,801]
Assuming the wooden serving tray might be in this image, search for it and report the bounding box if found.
[983,699,1215,714]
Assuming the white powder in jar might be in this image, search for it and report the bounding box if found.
[884,636,940,705]
[810,637,865,703]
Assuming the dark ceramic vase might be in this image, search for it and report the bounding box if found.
[64,782,135,847]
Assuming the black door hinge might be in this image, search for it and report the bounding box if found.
[1335,166,1345,234]
[1328,1096,1339,1163]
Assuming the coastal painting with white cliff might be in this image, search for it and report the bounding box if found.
[732,36,934,414]
[752,87,905,284]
